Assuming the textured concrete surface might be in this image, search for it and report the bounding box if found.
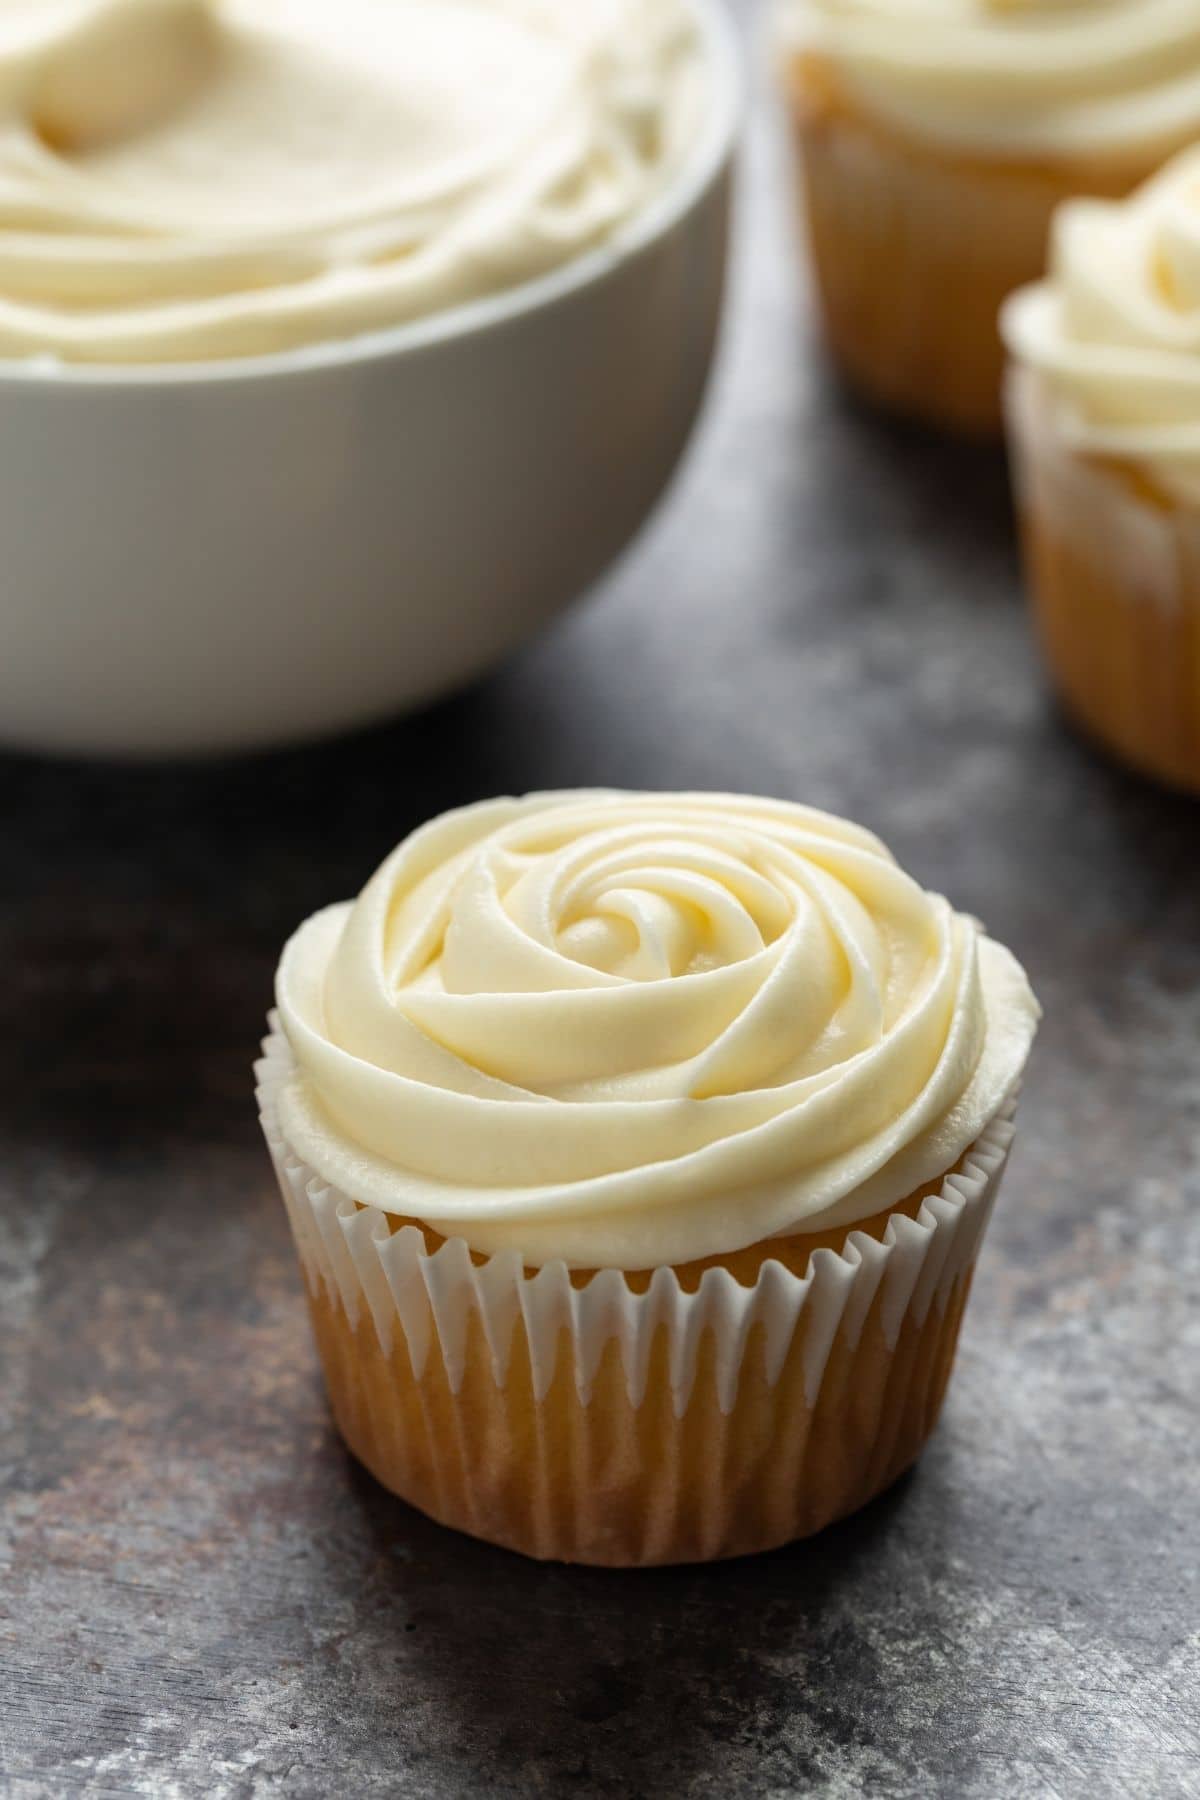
[2,5,1198,1795]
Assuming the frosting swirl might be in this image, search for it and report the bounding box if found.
[779,0,1200,160]
[1003,146,1200,502]
[275,792,1039,1269]
[0,0,706,364]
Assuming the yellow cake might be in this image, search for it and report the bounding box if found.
[258,791,1039,1565]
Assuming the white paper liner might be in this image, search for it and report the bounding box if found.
[256,1017,1015,1420]
[1006,363,1200,790]
[1005,366,1200,619]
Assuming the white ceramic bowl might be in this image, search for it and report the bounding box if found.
[0,0,739,758]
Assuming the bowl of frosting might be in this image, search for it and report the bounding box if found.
[0,0,739,756]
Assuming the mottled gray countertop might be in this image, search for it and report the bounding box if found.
[2,5,1198,1796]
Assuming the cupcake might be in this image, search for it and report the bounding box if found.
[257,792,1039,1565]
[1003,149,1200,792]
[775,0,1200,435]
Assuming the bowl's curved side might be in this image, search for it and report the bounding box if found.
[0,153,732,757]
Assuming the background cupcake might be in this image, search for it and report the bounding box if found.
[259,791,1039,1566]
[775,0,1200,434]
[1004,147,1200,793]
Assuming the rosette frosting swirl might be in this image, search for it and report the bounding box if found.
[0,0,706,364]
[779,0,1200,160]
[1003,146,1200,502]
[275,792,1039,1269]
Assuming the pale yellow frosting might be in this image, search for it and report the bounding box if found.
[779,0,1200,160]
[0,0,706,364]
[274,792,1039,1270]
[1003,146,1200,503]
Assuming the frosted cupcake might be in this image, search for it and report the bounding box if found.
[775,0,1200,435]
[257,792,1039,1566]
[1004,150,1200,791]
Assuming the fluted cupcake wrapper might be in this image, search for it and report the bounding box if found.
[257,1019,1016,1564]
[782,54,1144,436]
[1007,366,1200,793]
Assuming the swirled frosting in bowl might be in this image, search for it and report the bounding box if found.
[1003,146,1200,503]
[778,0,1200,160]
[0,0,707,364]
[274,792,1039,1270]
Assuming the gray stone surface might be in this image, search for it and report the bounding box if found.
[1,6,1198,1795]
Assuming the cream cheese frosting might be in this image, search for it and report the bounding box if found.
[779,0,1200,161]
[274,792,1039,1270]
[1003,146,1200,504]
[0,0,706,364]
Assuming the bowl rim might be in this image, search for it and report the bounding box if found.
[0,0,741,393]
